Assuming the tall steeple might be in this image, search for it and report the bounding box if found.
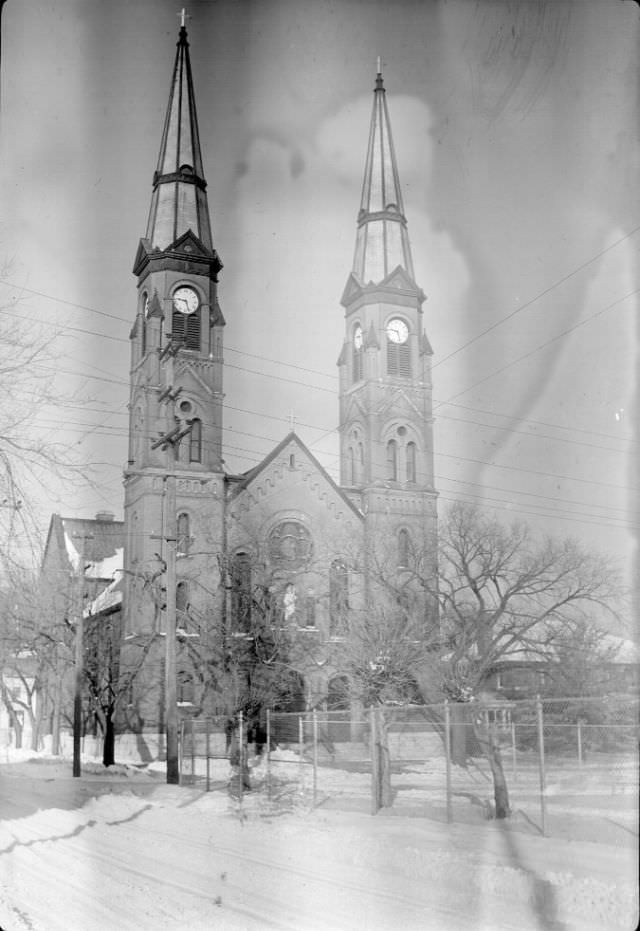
[144,23,213,253]
[125,20,226,647]
[338,65,436,577]
[352,63,415,285]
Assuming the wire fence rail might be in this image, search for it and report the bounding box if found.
[178,695,639,837]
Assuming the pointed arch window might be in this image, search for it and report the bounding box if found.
[347,447,355,485]
[141,292,149,355]
[386,440,398,481]
[398,528,411,568]
[172,307,201,351]
[177,513,191,555]
[177,670,195,705]
[176,580,189,621]
[189,419,202,462]
[231,552,252,633]
[357,442,364,483]
[406,442,417,484]
[329,560,349,634]
[352,324,363,383]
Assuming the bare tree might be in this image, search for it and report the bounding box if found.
[419,501,623,818]
[0,286,93,571]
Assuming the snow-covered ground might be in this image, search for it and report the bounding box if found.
[0,748,637,931]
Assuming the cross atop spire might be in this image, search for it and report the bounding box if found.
[351,66,415,285]
[178,7,189,29]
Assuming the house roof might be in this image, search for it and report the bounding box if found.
[84,571,123,618]
[44,513,125,576]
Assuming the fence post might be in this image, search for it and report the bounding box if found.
[238,710,244,806]
[536,695,546,836]
[178,719,183,786]
[444,700,452,824]
[266,709,272,800]
[370,705,379,815]
[298,714,304,789]
[205,718,210,792]
[511,719,517,782]
[577,720,583,767]
[312,709,318,806]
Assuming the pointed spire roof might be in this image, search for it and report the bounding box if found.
[144,24,213,253]
[352,64,415,286]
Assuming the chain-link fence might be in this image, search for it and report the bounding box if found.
[178,696,639,838]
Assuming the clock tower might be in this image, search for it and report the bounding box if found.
[123,23,225,645]
[338,67,437,594]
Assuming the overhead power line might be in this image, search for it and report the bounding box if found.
[432,224,640,370]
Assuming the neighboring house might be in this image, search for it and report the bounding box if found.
[36,511,125,748]
[486,634,640,699]
[0,651,37,751]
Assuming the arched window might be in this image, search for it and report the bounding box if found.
[352,344,363,382]
[352,325,363,383]
[177,513,190,555]
[303,595,316,628]
[141,293,148,355]
[177,671,194,704]
[189,419,202,462]
[347,447,355,484]
[329,560,349,633]
[357,443,364,483]
[231,552,252,633]
[406,442,417,483]
[398,528,410,568]
[176,580,189,619]
[172,307,201,351]
[386,439,398,481]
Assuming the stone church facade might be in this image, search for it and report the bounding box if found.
[120,25,437,733]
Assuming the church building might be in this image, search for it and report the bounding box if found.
[120,24,437,736]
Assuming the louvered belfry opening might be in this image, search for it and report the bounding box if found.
[171,308,201,350]
[386,338,411,378]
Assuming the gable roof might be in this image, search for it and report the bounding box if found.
[228,432,363,521]
[43,513,125,576]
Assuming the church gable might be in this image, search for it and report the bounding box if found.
[381,264,417,291]
[167,228,214,259]
[229,433,363,526]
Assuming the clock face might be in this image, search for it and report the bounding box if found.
[173,286,199,315]
[386,318,409,344]
[353,325,363,349]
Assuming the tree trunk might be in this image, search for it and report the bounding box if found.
[474,721,511,818]
[30,692,44,751]
[13,716,23,750]
[102,708,115,767]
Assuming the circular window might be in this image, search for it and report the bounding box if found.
[179,400,193,414]
[397,426,407,437]
[268,520,313,570]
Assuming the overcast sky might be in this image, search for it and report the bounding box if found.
[0,0,637,594]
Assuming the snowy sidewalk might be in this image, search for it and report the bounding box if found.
[0,756,637,931]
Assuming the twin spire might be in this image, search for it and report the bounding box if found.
[352,64,416,286]
[144,25,414,290]
[144,23,213,253]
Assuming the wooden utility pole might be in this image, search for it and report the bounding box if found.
[72,531,93,778]
[164,472,179,784]
[152,342,191,785]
